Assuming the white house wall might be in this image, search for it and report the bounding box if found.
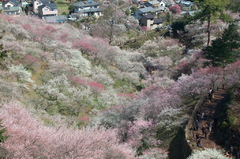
[4,2,15,7]
[34,1,42,13]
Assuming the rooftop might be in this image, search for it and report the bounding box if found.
[138,7,155,14]
[38,3,57,10]
[143,14,154,19]
[153,18,163,24]
[73,0,100,7]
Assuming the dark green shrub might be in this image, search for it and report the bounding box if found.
[0,120,8,143]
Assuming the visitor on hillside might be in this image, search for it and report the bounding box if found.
[196,111,201,121]
[202,126,206,134]
[208,88,212,102]
[230,146,234,156]
[208,121,213,133]
[196,133,200,140]
[204,128,209,139]
[204,109,209,119]
[197,138,202,147]
[201,112,205,120]
[195,119,199,131]
[211,88,215,99]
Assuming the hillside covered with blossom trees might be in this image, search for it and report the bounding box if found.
[0,3,239,158]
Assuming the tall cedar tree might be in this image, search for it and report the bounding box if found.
[0,120,8,142]
[203,23,240,67]
[193,0,231,46]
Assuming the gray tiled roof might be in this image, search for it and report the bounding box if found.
[35,0,51,4]
[147,0,160,5]
[73,0,100,7]
[143,14,154,19]
[45,3,57,10]
[153,18,163,24]
[138,7,155,14]
[38,3,57,10]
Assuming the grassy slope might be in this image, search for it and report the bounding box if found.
[54,0,70,15]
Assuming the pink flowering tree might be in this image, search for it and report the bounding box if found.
[67,76,85,86]
[72,38,97,55]
[174,74,207,98]
[0,101,136,158]
[125,120,161,154]
[138,86,182,122]
[222,60,240,88]
[193,67,223,90]
[169,4,182,14]
[87,81,105,93]
[139,148,168,159]
[21,54,41,71]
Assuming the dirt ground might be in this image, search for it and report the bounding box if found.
[189,89,240,158]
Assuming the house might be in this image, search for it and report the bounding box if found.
[32,0,51,13]
[2,0,22,15]
[135,7,155,19]
[158,0,166,6]
[38,3,58,18]
[72,0,103,18]
[145,0,167,13]
[146,0,160,8]
[146,0,165,8]
[139,14,163,30]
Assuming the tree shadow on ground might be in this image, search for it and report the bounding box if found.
[168,128,192,159]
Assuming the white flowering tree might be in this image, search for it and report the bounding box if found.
[187,148,228,159]
[8,64,33,83]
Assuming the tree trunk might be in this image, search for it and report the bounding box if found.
[207,14,211,46]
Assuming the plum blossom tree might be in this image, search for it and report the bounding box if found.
[169,4,182,14]
[72,38,97,55]
[21,54,41,71]
[66,49,92,75]
[174,73,208,98]
[193,67,223,89]
[8,65,33,83]
[124,120,161,153]
[221,60,240,88]
[138,86,182,122]
[0,101,136,158]
[138,148,168,159]
[187,148,226,159]
[0,79,23,102]
[143,76,175,89]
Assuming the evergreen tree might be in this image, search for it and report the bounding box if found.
[166,12,171,24]
[0,120,8,142]
[193,0,232,46]
[203,23,240,67]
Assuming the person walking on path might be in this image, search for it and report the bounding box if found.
[208,121,213,133]
[195,119,199,131]
[201,112,205,120]
[202,125,206,135]
[197,138,202,147]
[208,88,213,102]
[205,128,209,139]
[212,88,215,99]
